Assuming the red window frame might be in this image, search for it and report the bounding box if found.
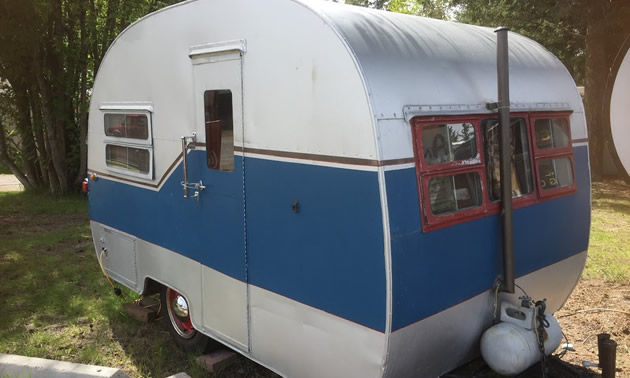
[411,111,576,232]
[412,115,490,231]
[529,112,577,200]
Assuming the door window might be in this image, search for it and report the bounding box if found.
[204,90,234,172]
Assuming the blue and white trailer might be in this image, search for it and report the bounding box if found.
[86,0,591,376]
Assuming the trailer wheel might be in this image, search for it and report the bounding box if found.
[161,286,209,353]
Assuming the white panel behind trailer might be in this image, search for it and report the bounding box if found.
[86,0,591,377]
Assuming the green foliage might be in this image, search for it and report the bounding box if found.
[345,0,450,19]
[0,0,186,193]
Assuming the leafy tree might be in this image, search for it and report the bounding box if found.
[0,0,184,193]
[345,0,450,19]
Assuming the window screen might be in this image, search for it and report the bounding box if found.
[204,90,234,172]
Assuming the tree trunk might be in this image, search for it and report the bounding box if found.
[13,86,41,187]
[584,2,607,181]
[33,43,68,192]
[584,0,630,181]
[28,86,50,188]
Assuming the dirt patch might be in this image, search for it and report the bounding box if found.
[556,279,630,376]
[0,175,23,192]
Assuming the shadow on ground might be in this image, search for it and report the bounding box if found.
[107,306,279,378]
[445,356,598,377]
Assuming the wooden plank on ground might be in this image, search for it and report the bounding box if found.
[122,302,157,323]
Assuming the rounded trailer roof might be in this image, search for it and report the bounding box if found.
[313,1,583,119]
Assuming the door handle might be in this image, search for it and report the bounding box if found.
[180,132,205,201]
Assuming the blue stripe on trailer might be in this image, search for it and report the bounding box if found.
[90,153,246,280]
[245,158,387,332]
[89,151,387,332]
[386,146,591,331]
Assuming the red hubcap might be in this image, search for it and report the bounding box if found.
[167,288,195,338]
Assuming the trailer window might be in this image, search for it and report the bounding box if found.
[538,158,574,190]
[413,117,488,230]
[530,114,575,198]
[534,118,570,149]
[106,145,150,174]
[102,110,153,180]
[204,90,234,172]
[428,172,482,215]
[104,114,149,140]
[422,123,477,164]
[412,112,575,232]
[483,117,533,201]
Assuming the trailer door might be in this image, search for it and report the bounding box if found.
[190,43,248,351]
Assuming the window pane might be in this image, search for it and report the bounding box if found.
[484,118,533,201]
[539,158,573,190]
[534,118,570,149]
[106,145,150,174]
[204,90,234,172]
[422,123,477,164]
[428,172,482,215]
[104,114,149,140]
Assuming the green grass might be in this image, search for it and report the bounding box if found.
[584,179,630,282]
[0,191,275,378]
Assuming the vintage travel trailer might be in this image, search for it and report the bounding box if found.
[86,0,591,376]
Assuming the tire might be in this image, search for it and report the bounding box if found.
[160,286,210,353]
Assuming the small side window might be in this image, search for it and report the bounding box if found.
[106,145,150,174]
[413,117,487,231]
[534,118,570,149]
[422,123,477,165]
[530,114,575,198]
[105,114,149,140]
[428,172,482,215]
[538,157,574,190]
[102,110,153,179]
[204,90,234,172]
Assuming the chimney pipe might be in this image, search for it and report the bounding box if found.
[495,27,515,294]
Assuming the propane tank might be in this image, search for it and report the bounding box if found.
[480,301,562,376]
